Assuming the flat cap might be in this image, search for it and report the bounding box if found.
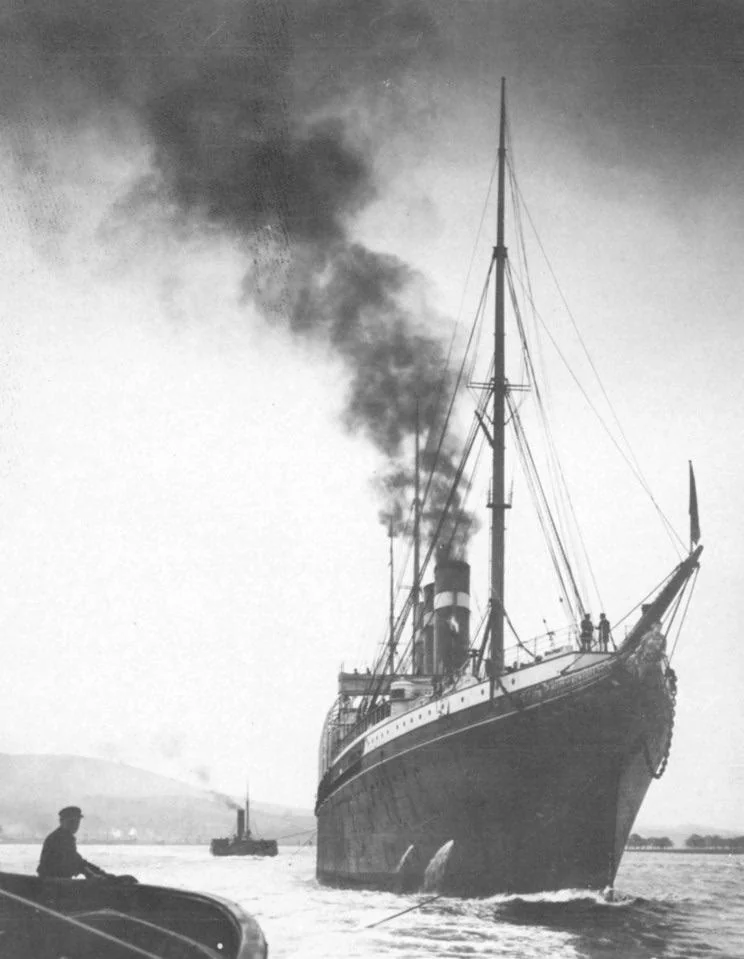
[58,806,83,819]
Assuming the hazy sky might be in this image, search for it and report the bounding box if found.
[0,1,741,829]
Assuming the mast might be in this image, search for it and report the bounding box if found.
[245,779,250,838]
[412,400,421,647]
[490,77,507,677]
[388,516,396,676]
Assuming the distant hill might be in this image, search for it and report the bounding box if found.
[0,754,315,844]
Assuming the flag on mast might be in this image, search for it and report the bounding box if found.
[689,461,701,547]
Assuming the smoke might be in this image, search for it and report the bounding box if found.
[378,443,475,555]
[152,731,185,761]
[188,762,240,809]
[190,765,211,785]
[3,2,733,549]
[427,0,744,194]
[0,0,475,542]
[209,790,241,812]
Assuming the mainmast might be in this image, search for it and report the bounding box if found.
[412,400,421,647]
[388,516,396,676]
[490,77,507,676]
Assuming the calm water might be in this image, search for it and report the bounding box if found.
[1,845,742,958]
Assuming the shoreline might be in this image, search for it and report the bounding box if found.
[626,848,744,855]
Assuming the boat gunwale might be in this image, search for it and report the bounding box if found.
[0,871,268,959]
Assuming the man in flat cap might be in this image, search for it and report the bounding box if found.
[37,806,111,880]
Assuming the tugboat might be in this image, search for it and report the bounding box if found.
[211,791,278,858]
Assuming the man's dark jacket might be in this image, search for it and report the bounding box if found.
[37,827,105,879]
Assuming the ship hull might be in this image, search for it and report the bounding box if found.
[316,652,673,896]
[210,839,278,857]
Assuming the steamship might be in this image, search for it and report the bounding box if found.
[315,81,703,896]
[210,791,277,858]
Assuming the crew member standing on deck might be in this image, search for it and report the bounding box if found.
[579,613,594,651]
[597,613,611,652]
[37,807,111,880]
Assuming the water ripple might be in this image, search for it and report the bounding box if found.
[1,845,742,958]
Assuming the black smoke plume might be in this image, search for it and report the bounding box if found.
[207,790,241,812]
[378,441,475,556]
[5,1,736,557]
[0,0,473,546]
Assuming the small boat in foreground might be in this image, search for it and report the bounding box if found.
[0,870,267,958]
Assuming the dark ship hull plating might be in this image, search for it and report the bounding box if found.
[211,838,278,858]
[210,806,278,857]
[316,639,674,896]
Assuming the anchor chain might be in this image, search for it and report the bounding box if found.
[642,666,677,780]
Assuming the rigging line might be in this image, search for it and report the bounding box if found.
[371,216,497,676]
[395,412,486,660]
[508,268,602,610]
[491,591,526,649]
[444,408,488,544]
[412,146,499,539]
[667,567,699,663]
[611,565,682,632]
[423,174,497,488]
[465,262,495,389]
[514,453,575,620]
[662,580,688,638]
[509,166,644,472]
[507,153,538,319]
[394,410,486,672]
[431,121,501,398]
[419,256,495,527]
[389,409,487,677]
[510,182,683,554]
[375,353,496,686]
[508,394,584,617]
[288,831,318,861]
[450,143,500,337]
[425,359,489,550]
[365,894,445,929]
[507,148,678,558]
[468,607,489,652]
[505,205,595,589]
[506,207,574,551]
[508,264,683,554]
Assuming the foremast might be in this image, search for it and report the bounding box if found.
[490,77,507,676]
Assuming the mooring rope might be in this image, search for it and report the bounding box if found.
[365,894,445,929]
